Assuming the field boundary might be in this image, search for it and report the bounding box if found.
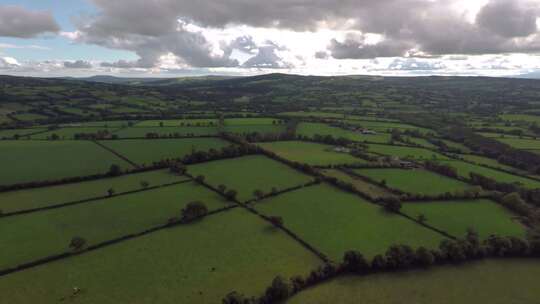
[0,179,192,218]
[92,140,140,168]
[0,204,238,278]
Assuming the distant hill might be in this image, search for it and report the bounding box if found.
[68,75,238,85]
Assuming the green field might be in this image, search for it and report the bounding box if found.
[137,119,218,127]
[345,120,434,134]
[99,138,230,165]
[258,141,367,166]
[403,136,439,149]
[31,127,115,140]
[440,160,540,189]
[288,259,540,304]
[0,170,188,213]
[321,169,394,199]
[500,114,540,124]
[187,155,313,201]
[225,118,280,125]
[0,141,132,186]
[460,154,527,174]
[366,144,449,160]
[114,126,219,138]
[0,208,322,304]
[0,128,47,139]
[224,125,286,134]
[0,181,230,269]
[402,199,524,239]
[61,121,135,128]
[297,123,392,143]
[495,137,540,150]
[353,168,472,196]
[255,184,445,259]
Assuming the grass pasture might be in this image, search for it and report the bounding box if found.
[114,126,219,138]
[366,144,449,160]
[99,138,230,165]
[288,259,540,304]
[137,119,218,127]
[255,184,445,259]
[353,168,472,196]
[0,181,230,269]
[0,140,132,186]
[31,127,115,140]
[0,128,47,139]
[224,125,286,134]
[258,141,368,166]
[439,160,540,189]
[402,199,524,239]
[0,208,322,304]
[0,170,188,213]
[297,123,392,143]
[187,155,313,202]
[321,169,394,199]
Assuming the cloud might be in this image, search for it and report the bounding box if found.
[0,5,59,38]
[476,0,539,38]
[53,0,540,70]
[64,60,92,69]
[329,34,413,59]
[387,58,446,71]
[315,51,329,59]
[242,45,293,69]
[0,57,20,69]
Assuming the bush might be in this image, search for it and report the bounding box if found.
[181,201,208,222]
[69,236,86,251]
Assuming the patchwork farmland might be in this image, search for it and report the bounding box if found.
[1,74,540,303]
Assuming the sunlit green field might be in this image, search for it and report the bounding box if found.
[401,199,525,239]
[0,208,322,304]
[187,155,313,201]
[288,259,540,304]
[0,140,132,186]
[255,184,445,260]
[258,141,367,166]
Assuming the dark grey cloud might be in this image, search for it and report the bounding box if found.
[75,0,540,67]
[64,60,92,69]
[477,0,539,38]
[315,51,329,59]
[0,5,59,38]
[329,34,413,59]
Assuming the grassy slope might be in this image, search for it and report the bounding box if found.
[0,208,322,304]
[402,199,525,239]
[99,138,230,165]
[258,141,367,166]
[0,140,132,186]
[288,259,540,304]
[0,170,188,213]
[187,155,313,202]
[255,184,445,260]
[353,168,472,195]
[0,181,230,269]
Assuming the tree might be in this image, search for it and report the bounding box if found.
[107,188,115,197]
[218,184,227,194]
[69,236,86,251]
[140,181,150,189]
[195,175,206,183]
[108,164,122,176]
[383,197,402,213]
[253,189,264,200]
[264,276,290,302]
[170,162,186,174]
[181,201,208,222]
[342,250,370,273]
[225,189,237,201]
[415,246,435,267]
[417,214,427,223]
[222,291,249,304]
[268,216,283,227]
[371,254,387,270]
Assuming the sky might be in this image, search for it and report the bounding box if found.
[1,0,540,77]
